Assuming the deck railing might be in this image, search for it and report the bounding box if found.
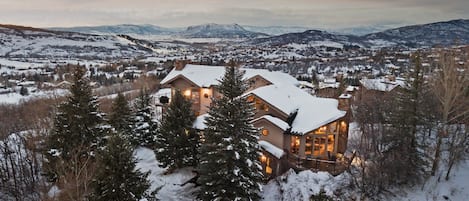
[286,154,348,175]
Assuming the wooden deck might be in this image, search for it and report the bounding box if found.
[286,154,349,175]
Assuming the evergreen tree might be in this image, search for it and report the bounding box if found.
[197,64,263,201]
[88,132,152,201]
[381,54,430,185]
[19,86,29,96]
[155,89,198,170]
[45,66,104,181]
[133,88,158,147]
[109,93,134,140]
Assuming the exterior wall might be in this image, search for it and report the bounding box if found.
[246,75,272,92]
[260,151,291,179]
[170,78,201,114]
[292,120,342,159]
[171,77,195,91]
[247,95,288,121]
[199,87,213,114]
[254,120,285,149]
[316,87,338,98]
[337,118,349,154]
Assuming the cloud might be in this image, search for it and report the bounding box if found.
[0,0,468,29]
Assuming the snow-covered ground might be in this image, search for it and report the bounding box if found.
[132,124,469,201]
[397,159,469,201]
[1,128,468,200]
[0,88,68,104]
[134,147,196,201]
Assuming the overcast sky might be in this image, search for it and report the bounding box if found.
[1,0,468,29]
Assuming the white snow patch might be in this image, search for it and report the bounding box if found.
[259,140,284,159]
[134,147,196,201]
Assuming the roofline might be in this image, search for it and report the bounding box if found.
[247,74,273,85]
[252,116,288,131]
[161,74,201,88]
[245,93,290,118]
[295,112,347,135]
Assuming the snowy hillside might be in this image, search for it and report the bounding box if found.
[0,24,151,59]
[133,146,469,201]
[363,19,469,47]
[249,19,469,48]
[48,24,181,36]
[242,25,311,36]
[178,23,269,39]
[249,29,362,47]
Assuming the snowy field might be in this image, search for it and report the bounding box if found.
[0,88,68,104]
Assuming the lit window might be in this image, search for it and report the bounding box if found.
[202,88,210,98]
[262,129,269,136]
[183,89,191,97]
[260,154,267,163]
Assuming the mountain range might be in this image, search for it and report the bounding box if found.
[1,19,468,60]
[50,23,269,39]
[46,19,469,47]
[250,19,469,48]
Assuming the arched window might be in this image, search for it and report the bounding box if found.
[261,128,269,136]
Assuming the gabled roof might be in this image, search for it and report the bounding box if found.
[245,84,346,135]
[360,78,405,92]
[253,115,289,131]
[161,64,299,87]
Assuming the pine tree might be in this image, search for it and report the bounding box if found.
[20,85,29,96]
[197,64,263,201]
[133,88,158,147]
[45,66,104,181]
[109,93,134,141]
[381,53,429,185]
[155,89,198,170]
[88,132,152,201]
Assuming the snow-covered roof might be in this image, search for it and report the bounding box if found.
[153,88,172,104]
[360,78,405,92]
[245,84,346,134]
[253,115,289,131]
[298,81,315,89]
[193,113,209,130]
[346,85,359,92]
[339,94,352,99]
[259,140,285,159]
[161,64,299,87]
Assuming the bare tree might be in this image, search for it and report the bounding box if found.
[430,49,469,179]
[0,132,44,201]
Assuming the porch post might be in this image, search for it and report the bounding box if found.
[299,135,306,158]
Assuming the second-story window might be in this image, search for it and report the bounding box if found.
[261,128,269,136]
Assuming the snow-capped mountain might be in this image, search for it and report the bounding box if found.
[178,23,269,39]
[242,25,311,36]
[0,24,151,59]
[49,24,181,36]
[249,19,469,48]
[363,19,469,47]
[248,29,361,47]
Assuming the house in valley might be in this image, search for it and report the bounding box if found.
[160,62,351,178]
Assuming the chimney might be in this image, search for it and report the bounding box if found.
[174,60,191,71]
[338,94,351,112]
[175,60,184,71]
